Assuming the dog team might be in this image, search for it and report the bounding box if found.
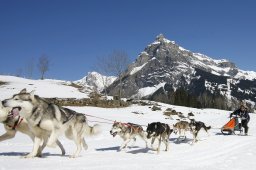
[0,88,211,157]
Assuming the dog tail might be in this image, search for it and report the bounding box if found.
[206,126,211,130]
[85,124,101,136]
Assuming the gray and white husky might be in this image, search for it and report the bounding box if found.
[0,101,65,156]
[173,121,191,140]
[110,121,148,150]
[2,89,100,158]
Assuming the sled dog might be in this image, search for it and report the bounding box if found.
[0,101,65,156]
[189,119,211,144]
[2,89,100,158]
[110,121,148,150]
[173,121,191,140]
[146,122,172,153]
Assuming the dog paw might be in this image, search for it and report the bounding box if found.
[69,155,78,158]
[22,154,36,159]
[117,147,124,152]
[83,144,88,151]
[189,141,195,145]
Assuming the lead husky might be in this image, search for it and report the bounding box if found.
[3,89,100,158]
[110,121,148,150]
[0,101,65,156]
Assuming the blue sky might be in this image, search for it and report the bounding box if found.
[0,0,255,81]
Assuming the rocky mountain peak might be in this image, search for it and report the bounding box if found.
[156,33,165,42]
[107,35,256,110]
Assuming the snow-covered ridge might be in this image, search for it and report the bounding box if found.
[0,75,88,100]
[130,63,148,75]
[147,35,256,80]
[74,72,117,92]
[133,83,166,98]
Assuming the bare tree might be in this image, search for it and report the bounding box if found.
[94,56,112,97]
[94,50,130,100]
[106,50,130,100]
[16,68,23,77]
[38,55,50,80]
[25,57,34,78]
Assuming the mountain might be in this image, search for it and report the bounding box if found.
[107,34,256,110]
[74,72,116,93]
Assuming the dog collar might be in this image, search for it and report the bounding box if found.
[7,116,23,130]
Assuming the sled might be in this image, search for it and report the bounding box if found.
[221,117,242,135]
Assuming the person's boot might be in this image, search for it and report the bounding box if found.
[238,123,242,134]
[245,127,249,136]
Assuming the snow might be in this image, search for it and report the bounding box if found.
[74,72,116,92]
[135,83,166,98]
[130,63,148,75]
[0,75,89,99]
[0,75,256,170]
[162,38,175,44]
[179,46,190,52]
[193,53,213,61]
[234,70,256,80]
[151,41,160,45]
[140,51,149,55]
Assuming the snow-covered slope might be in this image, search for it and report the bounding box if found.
[74,72,116,93]
[0,77,255,170]
[0,75,88,100]
[0,103,255,170]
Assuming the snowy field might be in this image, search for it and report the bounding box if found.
[0,76,255,170]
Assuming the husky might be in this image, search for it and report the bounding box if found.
[189,119,211,144]
[146,122,172,153]
[2,89,100,158]
[173,121,191,141]
[110,121,148,150]
[0,101,65,156]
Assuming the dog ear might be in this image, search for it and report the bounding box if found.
[30,90,36,100]
[155,124,157,129]
[19,88,27,94]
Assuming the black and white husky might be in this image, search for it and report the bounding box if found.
[146,122,173,153]
[110,121,148,150]
[189,119,211,144]
[0,101,65,156]
[2,89,100,158]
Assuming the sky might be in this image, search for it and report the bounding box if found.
[0,0,255,81]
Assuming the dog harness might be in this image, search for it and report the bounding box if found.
[116,122,142,133]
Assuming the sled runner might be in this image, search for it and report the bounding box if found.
[221,117,241,135]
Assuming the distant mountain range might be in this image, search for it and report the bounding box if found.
[105,34,256,110]
[74,72,116,93]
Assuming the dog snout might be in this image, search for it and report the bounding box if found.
[146,133,151,139]
[2,100,6,106]
[110,130,112,134]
